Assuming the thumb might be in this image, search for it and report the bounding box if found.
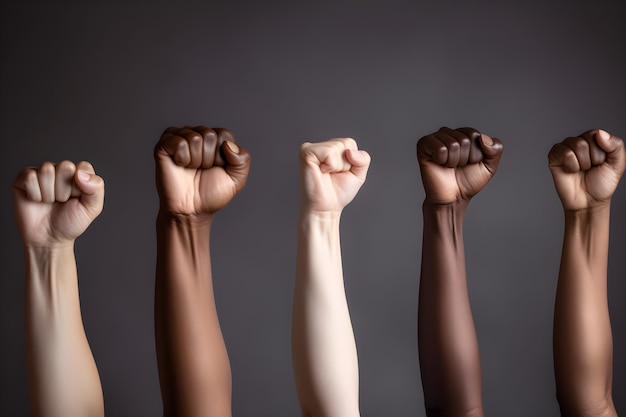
[74,169,105,215]
[345,148,371,181]
[479,134,504,174]
[595,129,625,172]
[221,140,251,190]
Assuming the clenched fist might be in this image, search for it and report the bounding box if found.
[155,126,251,217]
[299,138,371,214]
[417,127,503,205]
[13,161,105,247]
[548,129,625,211]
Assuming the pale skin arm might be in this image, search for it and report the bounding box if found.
[549,130,625,417]
[154,126,250,417]
[292,138,371,417]
[13,160,105,417]
[416,127,503,417]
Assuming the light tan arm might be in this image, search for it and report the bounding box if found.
[14,160,105,417]
[25,245,104,417]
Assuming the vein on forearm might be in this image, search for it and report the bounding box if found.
[561,207,610,280]
[26,245,80,321]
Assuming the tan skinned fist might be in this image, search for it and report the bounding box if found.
[548,129,625,211]
[155,126,251,217]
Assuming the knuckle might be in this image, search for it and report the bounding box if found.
[581,129,597,138]
[40,161,55,172]
[216,128,234,141]
[24,169,38,183]
[417,136,430,150]
[57,160,76,174]
[77,161,94,173]
[343,137,357,147]
[573,139,588,153]
[548,144,561,158]
[176,139,188,151]
[204,129,218,141]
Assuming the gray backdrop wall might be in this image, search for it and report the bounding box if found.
[1,2,625,416]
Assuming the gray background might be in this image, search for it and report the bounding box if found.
[1,1,625,416]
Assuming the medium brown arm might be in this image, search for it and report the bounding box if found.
[155,213,231,417]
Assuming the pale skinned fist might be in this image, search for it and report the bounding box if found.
[299,138,371,214]
[417,127,504,205]
[13,161,105,247]
[155,126,251,217]
[548,129,625,211]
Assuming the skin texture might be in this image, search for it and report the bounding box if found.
[549,130,625,417]
[416,127,503,417]
[13,161,105,417]
[292,138,371,417]
[154,126,250,417]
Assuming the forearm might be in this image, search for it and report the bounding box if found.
[25,244,104,417]
[554,206,615,414]
[155,212,231,417]
[418,202,483,416]
[292,211,360,417]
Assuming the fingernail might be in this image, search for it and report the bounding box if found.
[77,170,90,182]
[597,129,610,140]
[225,140,240,154]
[480,134,494,146]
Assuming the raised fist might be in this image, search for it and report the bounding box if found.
[299,138,371,214]
[417,127,503,205]
[155,126,251,217]
[13,161,105,247]
[548,129,625,211]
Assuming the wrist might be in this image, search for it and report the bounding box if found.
[564,204,610,231]
[299,209,342,222]
[423,199,468,214]
[298,210,341,235]
[298,210,342,230]
[157,210,214,229]
[24,241,75,255]
[562,202,610,267]
[422,199,467,237]
[564,202,611,217]
[24,244,76,287]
